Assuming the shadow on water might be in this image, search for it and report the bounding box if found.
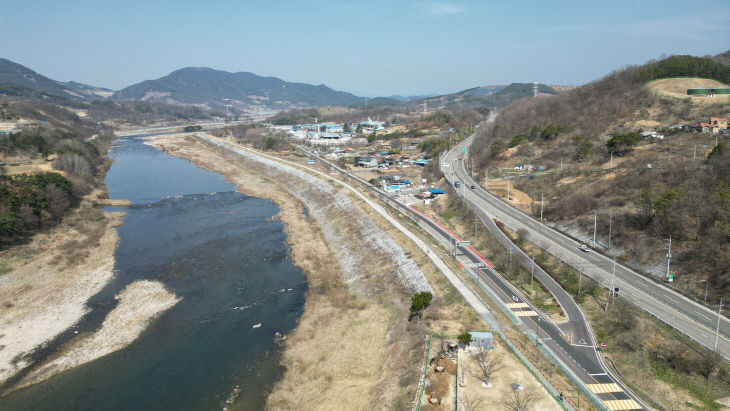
[0,135,306,411]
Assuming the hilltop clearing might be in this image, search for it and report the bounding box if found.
[470,52,730,303]
[648,77,730,103]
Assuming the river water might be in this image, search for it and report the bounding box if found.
[0,134,305,410]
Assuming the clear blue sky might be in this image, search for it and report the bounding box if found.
[1,0,728,96]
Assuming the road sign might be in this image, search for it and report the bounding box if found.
[601,342,607,348]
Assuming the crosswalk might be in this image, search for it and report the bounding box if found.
[461,258,641,409]
[512,310,538,317]
[586,383,622,394]
[603,399,641,410]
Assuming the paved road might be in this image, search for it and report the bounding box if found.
[442,136,730,362]
[412,207,644,410]
[283,141,645,410]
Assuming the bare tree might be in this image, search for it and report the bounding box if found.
[696,348,721,384]
[500,388,539,411]
[472,348,503,385]
[19,204,39,229]
[53,152,90,177]
[44,184,70,219]
[460,394,484,411]
[516,228,529,244]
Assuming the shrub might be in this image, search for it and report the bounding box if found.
[508,134,527,148]
[410,291,433,313]
[457,331,472,345]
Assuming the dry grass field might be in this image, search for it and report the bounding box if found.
[647,77,730,103]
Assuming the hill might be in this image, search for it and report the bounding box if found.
[112,67,366,110]
[0,58,113,101]
[470,53,730,302]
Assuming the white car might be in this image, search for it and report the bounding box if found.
[580,244,589,252]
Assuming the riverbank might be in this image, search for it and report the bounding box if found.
[146,133,433,409]
[0,192,121,385]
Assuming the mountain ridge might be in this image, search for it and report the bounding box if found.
[112,66,370,109]
[0,58,113,101]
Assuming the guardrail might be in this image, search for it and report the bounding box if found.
[447,143,730,358]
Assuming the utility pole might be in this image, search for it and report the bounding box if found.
[560,157,563,172]
[531,255,535,291]
[593,212,597,245]
[610,151,613,168]
[665,236,672,282]
[715,298,724,353]
[578,267,583,296]
[535,318,539,357]
[608,213,613,250]
[605,257,616,311]
[540,193,544,222]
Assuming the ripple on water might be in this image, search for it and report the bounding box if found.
[0,134,306,411]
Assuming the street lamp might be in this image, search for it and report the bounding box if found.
[697,280,709,304]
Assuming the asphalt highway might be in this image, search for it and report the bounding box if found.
[442,136,730,362]
[291,142,645,410]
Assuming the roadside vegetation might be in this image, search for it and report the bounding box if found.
[469,52,730,303]
[411,188,597,410]
[425,179,730,409]
[503,222,730,409]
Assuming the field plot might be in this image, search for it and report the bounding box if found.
[418,336,561,410]
[647,77,730,103]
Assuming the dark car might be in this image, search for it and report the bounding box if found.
[470,185,476,189]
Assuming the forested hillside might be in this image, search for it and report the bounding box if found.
[470,53,730,302]
[0,97,115,240]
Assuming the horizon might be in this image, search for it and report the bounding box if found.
[1,1,729,97]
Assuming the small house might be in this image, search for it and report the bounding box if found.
[356,156,378,167]
[669,124,690,131]
[468,331,494,351]
[641,131,664,140]
[700,123,719,134]
[710,117,728,130]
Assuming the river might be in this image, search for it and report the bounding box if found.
[0,134,305,410]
